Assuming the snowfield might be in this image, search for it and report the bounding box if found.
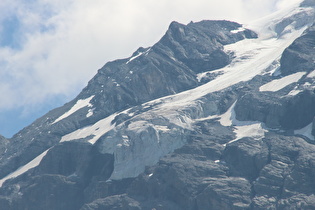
[0,150,49,187]
[219,101,267,145]
[53,95,94,124]
[259,72,306,92]
[307,70,315,78]
[60,112,118,144]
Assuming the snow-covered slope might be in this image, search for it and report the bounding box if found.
[52,95,95,124]
[1,1,315,209]
[0,150,48,187]
[52,2,315,180]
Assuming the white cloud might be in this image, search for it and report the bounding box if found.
[276,0,304,10]
[0,0,303,113]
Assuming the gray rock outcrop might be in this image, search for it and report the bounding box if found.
[280,23,315,75]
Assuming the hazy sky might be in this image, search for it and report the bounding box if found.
[0,0,302,137]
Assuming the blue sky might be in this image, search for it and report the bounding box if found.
[0,0,302,137]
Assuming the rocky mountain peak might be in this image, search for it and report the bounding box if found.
[0,2,315,209]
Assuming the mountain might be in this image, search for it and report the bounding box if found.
[0,1,315,209]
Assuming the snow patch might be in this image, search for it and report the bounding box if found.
[126,48,150,64]
[0,150,49,187]
[179,27,185,34]
[232,124,267,144]
[60,112,118,144]
[287,88,303,96]
[53,95,94,124]
[294,122,314,140]
[303,82,312,88]
[218,101,267,145]
[231,27,245,34]
[219,101,236,126]
[155,125,170,132]
[259,72,306,92]
[86,108,95,118]
[307,70,315,78]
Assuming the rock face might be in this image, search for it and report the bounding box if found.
[0,135,8,156]
[280,22,315,76]
[1,1,315,209]
[0,142,114,210]
[235,89,315,130]
[81,129,315,210]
